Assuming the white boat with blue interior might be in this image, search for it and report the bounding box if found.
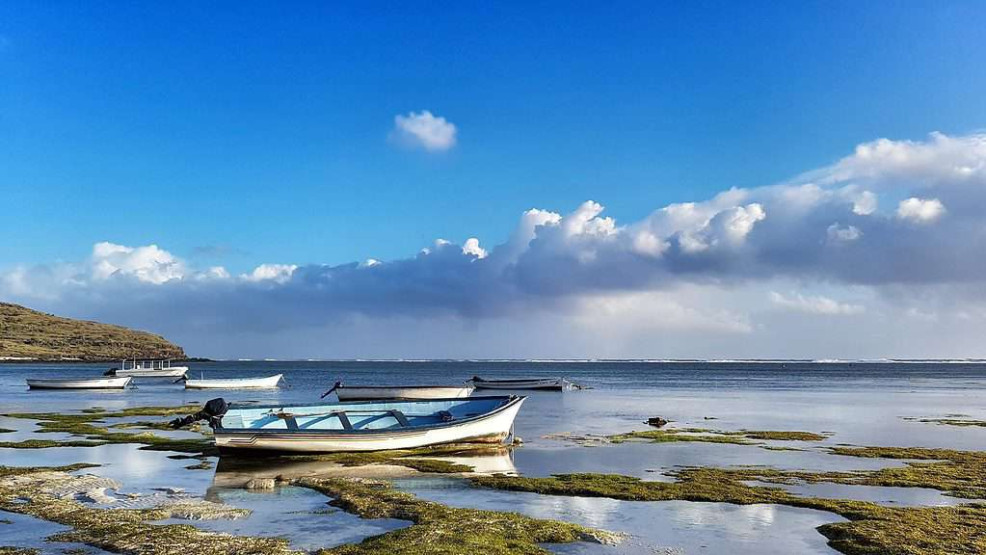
[211,395,525,454]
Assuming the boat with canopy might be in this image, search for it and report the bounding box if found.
[105,358,188,378]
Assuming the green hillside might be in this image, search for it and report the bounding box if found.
[0,303,185,361]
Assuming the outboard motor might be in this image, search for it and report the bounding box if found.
[169,397,229,430]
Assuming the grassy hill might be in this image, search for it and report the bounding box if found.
[0,303,185,361]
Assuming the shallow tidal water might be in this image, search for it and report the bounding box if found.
[2,360,985,553]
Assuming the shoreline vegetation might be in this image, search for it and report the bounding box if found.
[1,406,985,554]
[0,302,185,362]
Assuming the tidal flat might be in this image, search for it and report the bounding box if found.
[1,360,985,554]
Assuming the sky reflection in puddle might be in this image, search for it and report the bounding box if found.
[396,477,844,555]
[157,486,409,551]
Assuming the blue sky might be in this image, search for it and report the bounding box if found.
[3,1,984,271]
[3,2,986,358]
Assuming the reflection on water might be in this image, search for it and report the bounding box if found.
[747,480,976,507]
[156,486,410,551]
[0,444,216,497]
[1,360,984,552]
[397,477,844,554]
[210,450,517,490]
[0,510,115,554]
[512,441,907,480]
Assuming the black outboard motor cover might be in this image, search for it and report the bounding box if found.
[170,397,229,430]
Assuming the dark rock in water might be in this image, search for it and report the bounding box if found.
[645,417,669,428]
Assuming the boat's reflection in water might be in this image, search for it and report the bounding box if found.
[209,448,517,493]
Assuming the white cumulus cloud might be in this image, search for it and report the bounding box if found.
[896,197,945,224]
[6,132,986,357]
[243,264,298,284]
[91,242,185,284]
[391,110,457,151]
[461,238,487,259]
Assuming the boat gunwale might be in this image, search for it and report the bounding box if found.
[337,384,473,390]
[217,395,525,435]
[470,377,563,383]
[26,376,133,389]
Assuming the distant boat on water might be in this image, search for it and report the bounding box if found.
[470,376,569,391]
[207,395,525,454]
[183,374,284,390]
[27,376,132,390]
[106,358,188,378]
[324,382,474,401]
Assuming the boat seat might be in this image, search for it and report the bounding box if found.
[333,411,354,430]
[389,410,409,427]
[302,411,354,431]
[270,411,300,430]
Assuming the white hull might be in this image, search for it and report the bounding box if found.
[185,374,283,389]
[336,385,473,401]
[27,376,132,390]
[215,397,524,454]
[113,367,188,378]
[471,377,567,390]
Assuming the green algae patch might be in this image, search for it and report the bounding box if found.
[606,427,825,445]
[0,406,216,457]
[0,464,99,477]
[298,477,620,555]
[742,430,826,441]
[0,439,106,449]
[827,446,986,499]
[608,429,751,445]
[0,547,39,555]
[0,466,299,555]
[816,504,986,555]
[184,459,214,471]
[905,417,986,428]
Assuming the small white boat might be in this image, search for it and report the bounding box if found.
[184,374,284,390]
[470,376,569,391]
[212,395,525,454]
[106,358,188,378]
[328,383,474,401]
[27,376,133,390]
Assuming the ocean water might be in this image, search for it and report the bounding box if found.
[1,361,985,553]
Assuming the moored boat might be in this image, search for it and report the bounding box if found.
[106,358,188,378]
[209,395,525,454]
[184,374,284,390]
[26,376,133,390]
[469,376,569,391]
[326,382,474,401]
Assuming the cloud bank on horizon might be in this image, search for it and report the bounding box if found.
[4,132,986,358]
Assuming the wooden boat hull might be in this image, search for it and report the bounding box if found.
[214,396,525,454]
[335,385,474,401]
[185,374,283,389]
[470,377,567,391]
[111,367,188,378]
[27,376,133,390]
